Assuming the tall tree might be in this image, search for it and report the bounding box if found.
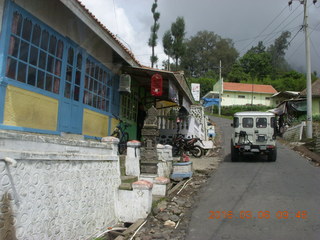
[180,31,238,78]
[238,41,272,81]
[171,17,186,69]
[162,30,173,70]
[227,61,250,83]
[148,0,160,68]
[188,70,218,98]
[267,31,291,75]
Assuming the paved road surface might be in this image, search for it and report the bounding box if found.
[186,116,320,240]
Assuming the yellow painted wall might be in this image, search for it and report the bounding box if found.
[83,109,109,137]
[4,85,58,130]
[110,118,119,134]
[312,98,320,115]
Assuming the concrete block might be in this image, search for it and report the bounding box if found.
[116,180,153,223]
[171,161,193,180]
[157,144,173,162]
[157,161,172,178]
[153,177,170,196]
[139,174,157,183]
[125,141,141,176]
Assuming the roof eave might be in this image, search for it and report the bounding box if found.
[60,0,141,67]
[223,90,276,94]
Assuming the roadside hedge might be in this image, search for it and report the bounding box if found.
[207,105,271,116]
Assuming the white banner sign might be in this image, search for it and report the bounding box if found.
[191,83,200,101]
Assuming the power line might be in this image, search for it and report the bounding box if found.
[262,4,303,45]
[287,21,320,59]
[238,4,289,53]
[288,25,304,45]
[309,22,320,31]
[310,38,320,59]
[234,26,300,44]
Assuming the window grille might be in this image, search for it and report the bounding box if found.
[6,11,63,94]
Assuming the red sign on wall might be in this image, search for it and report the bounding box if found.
[151,74,163,96]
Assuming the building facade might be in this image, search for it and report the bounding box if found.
[0,0,142,139]
[206,81,277,107]
[300,79,320,116]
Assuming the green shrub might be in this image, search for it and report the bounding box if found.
[207,105,270,116]
[313,115,320,122]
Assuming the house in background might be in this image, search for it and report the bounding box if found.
[203,81,277,107]
[299,78,320,115]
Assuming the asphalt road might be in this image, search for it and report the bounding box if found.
[186,116,320,240]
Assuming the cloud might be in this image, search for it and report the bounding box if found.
[80,0,320,73]
[80,0,157,67]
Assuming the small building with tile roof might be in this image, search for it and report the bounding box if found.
[299,78,320,115]
[204,81,277,107]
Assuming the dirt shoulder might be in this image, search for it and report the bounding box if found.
[278,138,320,166]
[127,132,223,240]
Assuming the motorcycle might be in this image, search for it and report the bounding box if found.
[172,134,204,158]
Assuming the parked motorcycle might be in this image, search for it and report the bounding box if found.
[172,134,204,158]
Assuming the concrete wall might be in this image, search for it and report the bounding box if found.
[0,130,121,239]
[283,122,306,142]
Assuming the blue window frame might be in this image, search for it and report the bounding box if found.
[63,47,83,101]
[83,57,111,112]
[2,2,115,116]
[120,86,138,122]
[5,11,64,95]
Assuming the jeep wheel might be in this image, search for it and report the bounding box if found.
[268,148,277,162]
[231,140,239,162]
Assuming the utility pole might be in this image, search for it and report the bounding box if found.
[289,0,314,138]
[251,78,254,108]
[218,60,222,116]
[303,0,313,138]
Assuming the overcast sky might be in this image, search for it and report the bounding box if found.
[81,0,320,74]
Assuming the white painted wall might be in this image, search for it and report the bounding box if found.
[116,181,153,223]
[0,131,121,239]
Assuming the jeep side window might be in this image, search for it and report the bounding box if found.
[233,117,239,128]
[256,118,267,128]
[242,118,253,128]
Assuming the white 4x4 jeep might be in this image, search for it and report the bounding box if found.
[230,111,277,162]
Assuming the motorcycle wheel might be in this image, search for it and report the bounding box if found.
[190,146,203,158]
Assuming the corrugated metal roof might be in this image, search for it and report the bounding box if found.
[224,82,277,94]
[300,78,320,97]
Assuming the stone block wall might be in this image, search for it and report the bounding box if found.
[0,131,121,239]
[283,122,306,142]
